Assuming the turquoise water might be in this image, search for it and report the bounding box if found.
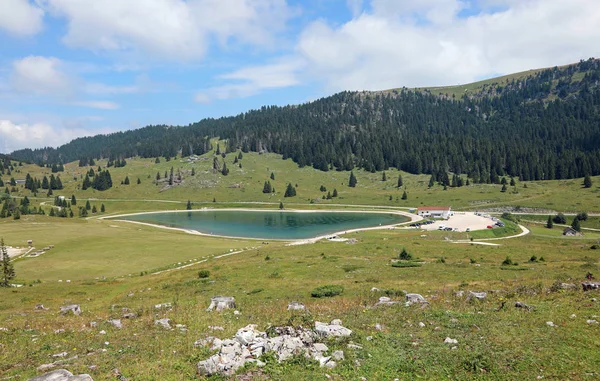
[117,210,409,240]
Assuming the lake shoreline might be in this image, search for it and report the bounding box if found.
[99,208,421,243]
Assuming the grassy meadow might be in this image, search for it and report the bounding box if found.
[1,149,600,380]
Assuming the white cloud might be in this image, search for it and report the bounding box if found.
[0,119,92,151]
[73,101,120,110]
[0,0,44,36]
[10,56,73,96]
[294,0,600,91]
[38,0,293,61]
[195,59,303,102]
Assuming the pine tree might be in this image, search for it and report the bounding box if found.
[92,205,97,213]
[284,183,296,197]
[0,238,16,287]
[428,175,434,188]
[85,200,91,210]
[348,171,357,187]
[501,184,507,192]
[546,215,553,229]
[186,200,192,210]
[71,195,77,205]
[584,174,593,188]
[382,171,387,181]
[263,181,272,194]
[221,163,229,176]
[332,188,338,197]
[279,202,284,210]
[101,204,105,213]
[270,172,275,180]
[571,217,581,232]
[191,168,196,176]
[124,176,130,185]
[156,172,161,181]
[137,178,141,184]
[397,175,403,188]
[238,152,243,160]
[401,190,408,200]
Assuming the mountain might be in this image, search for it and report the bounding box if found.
[10,58,600,182]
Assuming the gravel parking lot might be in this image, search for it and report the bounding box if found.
[417,212,499,232]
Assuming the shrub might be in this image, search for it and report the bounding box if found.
[383,289,406,297]
[470,258,477,264]
[392,262,422,268]
[198,270,210,279]
[437,257,446,264]
[501,256,513,266]
[501,212,519,223]
[247,288,264,295]
[552,213,567,224]
[399,248,413,261]
[265,255,271,261]
[591,245,599,250]
[342,264,362,273]
[529,255,538,263]
[311,285,344,298]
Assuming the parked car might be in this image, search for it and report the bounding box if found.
[466,228,471,232]
[487,225,493,229]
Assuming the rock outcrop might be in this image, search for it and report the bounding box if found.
[27,369,93,381]
[196,320,350,377]
[206,296,236,312]
[59,305,81,316]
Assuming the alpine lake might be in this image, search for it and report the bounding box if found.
[113,210,410,240]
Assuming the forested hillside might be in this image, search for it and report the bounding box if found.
[11,58,600,181]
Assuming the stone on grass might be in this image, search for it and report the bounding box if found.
[154,303,172,310]
[194,336,223,351]
[35,304,49,311]
[466,291,487,302]
[235,324,266,346]
[330,319,342,326]
[374,296,399,307]
[122,312,138,319]
[515,302,533,311]
[582,282,600,291]
[27,369,93,381]
[546,321,555,327]
[405,293,428,305]
[560,283,577,290]
[418,322,426,328]
[108,319,122,329]
[332,350,345,361]
[314,321,352,338]
[37,364,56,372]
[287,302,306,311]
[59,305,81,316]
[155,318,172,330]
[206,296,236,312]
[587,319,599,325]
[444,337,458,345]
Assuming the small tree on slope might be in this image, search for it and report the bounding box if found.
[0,238,16,287]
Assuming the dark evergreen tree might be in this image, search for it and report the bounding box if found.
[92,205,97,213]
[101,204,105,213]
[571,217,581,232]
[382,171,387,181]
[348,171,357,187]
[397,175,403,188]
[428,175,434,188]
[262,181,272,194]
[284,183,296,197]
[270,172,275,180]
[137,178,141,184]
[85,200,91,210]
[332,189,338,197]
[0,238,15,287]
[186,200,192,210]
[124,176,130,185]
[553,213,567,224]
[221,162,229,176]
[41,176,49,189]
[401,190,408,200]
[546,215,553,229]
[584,174,593,188]
[279,202,284,210]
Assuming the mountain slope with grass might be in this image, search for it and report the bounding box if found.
[10,58,600,182]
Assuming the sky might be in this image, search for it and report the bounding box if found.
[1,0,599,153]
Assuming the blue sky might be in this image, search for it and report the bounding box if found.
[1,0,599,152]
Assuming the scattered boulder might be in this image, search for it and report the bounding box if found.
[582,282,600,291]
[405,293,428,305]
[560,283,577,290]
[52,352,68,358]
[331,350,345,361]
[455,291,465,298]
[194,336,223,351]
[107,319,122,329]
[418,322,426,328]
[466,291,487,302]
[35,304,49,311]
[444,337,458,345]
[287,302,306,311]
[374,296,399,307]
[206,296,236,312]
[59,305,81,316]
[155,318,172,330]
[587,319,599,325]
[27,369,93,381]
[314,321,353,338]
[154,303,172,310]
[37,364,56,372]
[122,312,138,319]
[330,319,343,326]
[546,321,555,327]
[515,302,533,311]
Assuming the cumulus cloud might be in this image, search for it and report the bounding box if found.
[0,0,44,36]
[295,0,600,91]
[195,59,303,102]
[10,56,73,96]
[37,0,293,60]
[0,119,95,152]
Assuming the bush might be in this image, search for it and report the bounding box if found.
[591,245,599,250]
[311,285,344,298]
[529,255,538,263]
[247,288,264,295]
[469,258,477,264]
[399,248,413,260]
[552,213,567,224]
[501,212,519,223]
[198,270,210,279]
[501,256,513,266]
[392,262,422,268]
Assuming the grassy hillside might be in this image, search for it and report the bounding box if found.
[2,148,600,214]
[2,148,600,380]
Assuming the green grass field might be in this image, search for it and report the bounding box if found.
[1,150,600,380]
